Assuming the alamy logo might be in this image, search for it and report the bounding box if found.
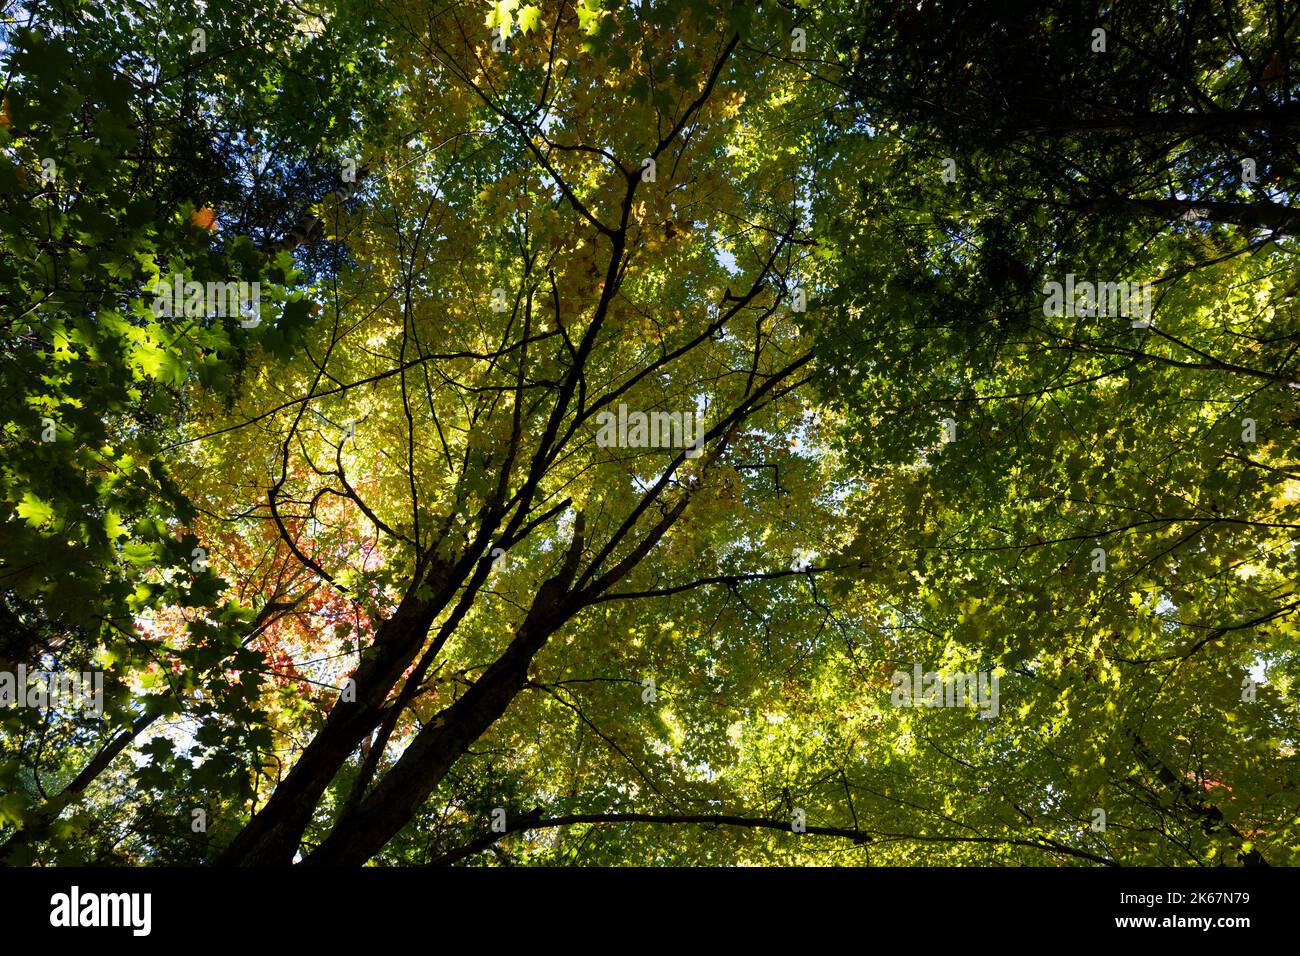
[595,403,705,458]
[890,664,999,718]
[1042,274,1152,325]
[152,273,261,326]
[50,886,151,936]
[0,666,103,715]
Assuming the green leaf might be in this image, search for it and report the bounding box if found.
[517,4,542,34]
[16,492,55,528]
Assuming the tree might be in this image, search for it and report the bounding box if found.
[0,0,391,863]
[2,0,1295,868]
[813,0,1299,865]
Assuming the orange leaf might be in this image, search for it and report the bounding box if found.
[190,206,218,230]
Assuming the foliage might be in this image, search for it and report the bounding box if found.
[1,0,1296,867]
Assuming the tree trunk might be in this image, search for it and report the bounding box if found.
[216,578,448,865]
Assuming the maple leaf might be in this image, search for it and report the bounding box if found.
[16,492,55,528]
[190,206,218,230]
[517,4,542,34]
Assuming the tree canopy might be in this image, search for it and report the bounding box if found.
[1,0,1296,867]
